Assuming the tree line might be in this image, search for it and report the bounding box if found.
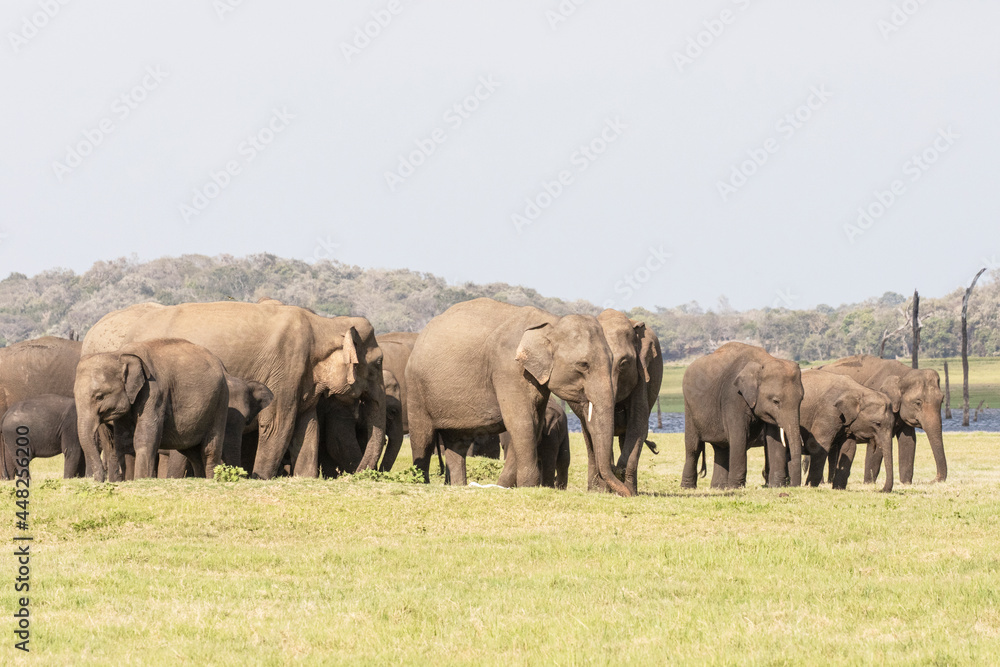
[1,254,996,363]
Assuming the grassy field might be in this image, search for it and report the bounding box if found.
[655,357,1000,414]
[2,432,1000,665]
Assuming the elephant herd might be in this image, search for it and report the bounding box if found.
[0,297,946,495]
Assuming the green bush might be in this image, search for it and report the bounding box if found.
[213,465,249,483]
[345,465,424,484]
[466,458,504,484]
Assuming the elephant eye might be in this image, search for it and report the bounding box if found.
[94,393,104,401]
[772,397,780,405]
[577,361,590,372]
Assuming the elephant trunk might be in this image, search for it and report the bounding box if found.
[922,408,946,482]
[876,426,894,493]
[76,410,107,482]
[779,412,803,487]
[586,381,633,498]
[355,371,387,472]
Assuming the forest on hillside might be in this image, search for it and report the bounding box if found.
[1,254,997,363]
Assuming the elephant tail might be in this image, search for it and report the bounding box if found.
[643,439,659,455]
[436,440,446,478]
[698,442,707,478]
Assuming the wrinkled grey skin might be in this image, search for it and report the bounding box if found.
[817,355,945,485]
[158,375,274,479]
[1,395,85,479]
[755,369,896,492]
[682,342,804,489]
[75,339,230,481]
[406,298,630,495]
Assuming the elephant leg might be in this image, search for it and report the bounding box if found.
[864,440,882,484]
[497,432,517,487]
[497,396,543,488]
[157,452,170,479]
[63,443,82,480]
[806,450,826,487]
[726,429,749,489]
[289,407,320,478]
[124,455,135,481]
[165,451,186,478]
[827,442,841,484]
[131,416,164,480]
[831,439,857,490]
[406,401,436,484]
[896,425,916,485]
[109,425,132,482]
[555,435,570,490]
[199,404,228,479]
[765,425,788,488]
[681,416,701,489]
[442,437,470,486]
[251,398,298,480]
[710,443,729,488]
[184,448,206,478]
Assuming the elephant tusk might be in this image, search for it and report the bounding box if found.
[779,427,785,446]
[587,402,593,423]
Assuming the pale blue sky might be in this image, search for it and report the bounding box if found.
[1,0,997,310]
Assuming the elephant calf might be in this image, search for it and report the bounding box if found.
[74,339,232,481]
[760,370,895,492]
[1,395,85,479]
[498,398,570,489]
[159,374,274,479]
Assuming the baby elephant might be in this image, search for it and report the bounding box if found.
[159,374,274,478]
[1,395,85,479]
[74,339,232,481]
[764,369,895,492]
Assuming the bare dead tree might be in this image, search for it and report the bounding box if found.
[962,268,987,427]
[943,360,952,419]
[876,300,913,358]
[911,289,920,368]
[974,399,985,422]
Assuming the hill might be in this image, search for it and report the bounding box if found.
[1,254,997,362]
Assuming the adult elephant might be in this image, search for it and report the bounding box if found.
[817,355,945,484]
[81,301,385,479]
[373,332,418,472]
[498,397,570,489]
[682,342,804,489]
[758,369,895,492]
[600,310,663,495]
[0,336,82,479]
[406,298,630,496]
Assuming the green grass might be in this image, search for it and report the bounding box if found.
[656,357,1000,414]
[3,432,1000,665]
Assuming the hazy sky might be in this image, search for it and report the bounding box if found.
[2,1,997,311]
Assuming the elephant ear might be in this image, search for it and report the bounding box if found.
[247,381,274,414]
[835,392,862,426]
[734,362,763,409]
[342,327,361,384]
[120,354,149,405]
[879,376,903,413]
[515,324,554,385]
